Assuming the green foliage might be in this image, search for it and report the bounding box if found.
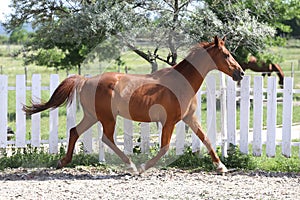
[168,144,299,173]
[4,0,129,71]
[25,47,66,70]
[9,27,29,44]
[249,145,300,172]
[169,145,255,171]
[169,146,215,171]
[0,144,101,170]
[0,145,60,170]
[0,143,299,172]
[223,144,255,170]
[6,0,299,72]
[0,35,9,45]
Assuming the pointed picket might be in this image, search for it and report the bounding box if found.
[0,75,8,148]
[192,91,202,153]
[266,77,277,157]
[141,122,150,153]
[49,74,59,154]
[31,74,41,147]
[206,75,217,150]
[123,118,133,155]
[226,76,236,146]
[98,122,105,162]
[253,76,263,156]
[239,76,250,154]
[175,121,185,155]
[16,75,26,148]
[282,77,293,157]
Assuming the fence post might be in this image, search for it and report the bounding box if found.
[140,122,150,154]
[239,76,251,154]
[282,77,293,157]
[49,74,59,154]
[253,76,263,156]
[175,121,185,155]
[206,75,217,150]
[266,76,277,157]
[226,76,236,146]
[66,75,77,144]
[16,75,26,148]
[158,122,162,147]
[123,119,133,155]
[291,62,294,77]
[220,72,227,157]
[0,75,8,148]
[192,91,202,153]
[31,74,41,147]
[97,122,105,162]
[83,127,93,154]
[81,74,93,154]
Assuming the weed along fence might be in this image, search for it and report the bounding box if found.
[0,74,299,160]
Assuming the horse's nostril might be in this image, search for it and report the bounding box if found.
[241,71,244,76]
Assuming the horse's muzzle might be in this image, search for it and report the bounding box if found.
[232,69,244,81]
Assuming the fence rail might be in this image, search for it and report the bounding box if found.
[0,74,299,160]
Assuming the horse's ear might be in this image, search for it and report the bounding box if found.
[214,36,219,47]
[222,36,226,43]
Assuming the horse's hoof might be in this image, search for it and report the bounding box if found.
[139,163,146,174]
[126,162,138,175]
[56,160,63,169]
[213,162,228,173]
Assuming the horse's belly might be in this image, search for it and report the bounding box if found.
[115,100,160,122]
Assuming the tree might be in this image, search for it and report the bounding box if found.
[119,0,193,72]
[198,0,300,62]
[5,0,296,73]
[9,27,29,44]
[4,0,128,73]
[0,35,8,44]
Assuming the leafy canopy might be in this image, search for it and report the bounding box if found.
[4,0,299,71]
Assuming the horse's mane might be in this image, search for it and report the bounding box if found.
[188,41,215,56]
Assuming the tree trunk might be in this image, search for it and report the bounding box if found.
[151,61,158,73]
[78,64,81,75]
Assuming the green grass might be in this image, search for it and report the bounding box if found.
[1,144,298,172]
[247,144,300,172]
[169,144,300,172]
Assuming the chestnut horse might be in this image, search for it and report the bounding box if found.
[241,56,284,87]
[23,36,244,174]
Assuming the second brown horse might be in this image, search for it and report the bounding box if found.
[241,56,284,87]
[23,36,244,174]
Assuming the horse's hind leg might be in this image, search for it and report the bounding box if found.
[101,120,138,175]
[57,114,97,169]
[139,123,175,173]
[183,115,228,173]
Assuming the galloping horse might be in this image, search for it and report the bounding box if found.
[23,36,244,174]
[241,56,284,87]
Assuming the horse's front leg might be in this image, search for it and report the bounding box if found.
[183,115,228,173]
[139,123,175,173]
[57,115,97,169]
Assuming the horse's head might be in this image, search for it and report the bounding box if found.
[208,36,244,81]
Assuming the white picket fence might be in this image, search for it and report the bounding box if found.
[0,73,299,160]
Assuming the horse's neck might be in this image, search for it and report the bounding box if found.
[173,57,212,93]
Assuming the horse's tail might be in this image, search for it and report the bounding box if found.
[272,63,285,77]
[23,75,86,115]
[272,63,285,85]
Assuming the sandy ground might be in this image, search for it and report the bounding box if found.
[0,167,299,200]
